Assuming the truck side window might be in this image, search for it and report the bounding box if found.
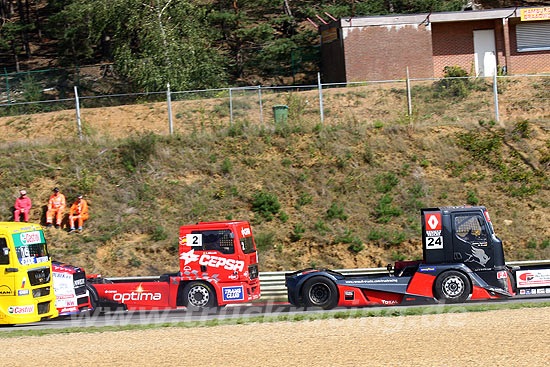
[0,238,9,265]
[455,216,487,242]
[192,230,234,255]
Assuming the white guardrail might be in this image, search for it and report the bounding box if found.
[105,260,550,299]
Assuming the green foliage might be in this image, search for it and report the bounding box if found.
[434,66,473,99]
[150,225,168,241]
[374,195,403,223]
[251,191,281,221]
[296,193,313,209]
[278,211,289,223]
[254,231,275,251]
[466,190,479,205]
[391,251,406,261]
[290,223,305,242]
[368,229,387,241]
[119,133,158,172]
[221,157,232,174]
[513,120,531,138]
[527,240,537,249]
[326,203,348,221]
[315,220,330,234]
[374,172,399,193]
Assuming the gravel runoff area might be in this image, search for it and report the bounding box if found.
[3,307,550,366]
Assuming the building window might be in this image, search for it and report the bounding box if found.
[516,22,550,52]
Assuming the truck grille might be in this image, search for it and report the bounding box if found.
[248,264,259,279]
[73,271,87,296]
[32,286,51,298]
[28,267,51,286]
[37,301,50,315]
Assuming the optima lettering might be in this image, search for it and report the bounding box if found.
[112,292,162,303]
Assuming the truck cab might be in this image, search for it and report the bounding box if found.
[88,220,260,311]
[0,223,59,324]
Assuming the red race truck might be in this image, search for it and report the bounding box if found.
[52,262,93,315]
[87,221,260,310]
[286,206,550,309]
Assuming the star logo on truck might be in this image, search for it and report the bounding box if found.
[179,249,200,265]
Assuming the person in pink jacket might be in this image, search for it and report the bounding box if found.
[14,190,32,222]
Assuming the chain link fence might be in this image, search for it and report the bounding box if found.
[0,72,548,141]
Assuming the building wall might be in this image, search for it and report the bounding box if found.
[508,19,550,74]
[340,24,434,81]
[431,20,499,77]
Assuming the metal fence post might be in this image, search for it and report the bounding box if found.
[258,85,264,125]
[167,83,173,135]
[493,71,501,125]
[406,67,412,121]
[229,87,233,126]
[74,86,83,141]
[318,72,324,124]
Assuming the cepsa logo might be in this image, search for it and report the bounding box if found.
[519,273,534,282]
[180,249,244,272]
[111,284,162,303]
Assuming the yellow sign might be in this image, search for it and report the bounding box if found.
[321,28,338,44]
[520,7,550,21]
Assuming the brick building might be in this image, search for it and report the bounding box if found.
[320,7,550,82]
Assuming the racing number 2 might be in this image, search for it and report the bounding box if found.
[187,234,203,248]
[426,236,443,249]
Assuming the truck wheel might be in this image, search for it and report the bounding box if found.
[183,282,216,310]
[301,276,339,310]
[434,271,471,304]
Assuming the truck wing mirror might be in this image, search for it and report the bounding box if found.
[2,247,8,256]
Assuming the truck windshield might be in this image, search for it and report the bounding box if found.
[240,236,256,254]
[11,231,49,266]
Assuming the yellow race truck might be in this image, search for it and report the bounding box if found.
[0,222,58,324]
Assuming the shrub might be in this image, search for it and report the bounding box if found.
[221,157,232,174]
[290,223,305,242]
[255,232,275,251]
[252,191,281,221]
[466,190,479,205]
[296,193,313,209]
[434,66,473,99]
[374,172,399,193]
[374,195,403,223]
[326,203,348,221]
[119,133,158,172]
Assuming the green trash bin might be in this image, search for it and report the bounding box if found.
[273,105,289,124]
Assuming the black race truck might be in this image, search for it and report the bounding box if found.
[285,206,550,309]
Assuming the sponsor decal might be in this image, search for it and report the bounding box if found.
[346,278,398,284]
[519,289,526,295]
[419,266,436,272]
[465,248,490,267]
[546,288,550,293]
[179,236,187,246]
[21,277,26,288]
[7,305,35,315]
[241,227,251,237]
[186,234,202,248]
[20,256,48,266]
[180,249,245,272]
[0,285,12,295]
[344,291,354,300]
[73,278,85,287]
[381,299,399,305]
[484,211,491,222]
[537,288,546,294]
[497,271,507,279]
[55,298,76,308]
[59,306,79,314]
[516,269,550,288]
[19,231,42,245]
[17,289,30,296]
[525,289,532,295]
[222,286,244,301]
[425,213,442,231]
[228,273,238,280]
[111,284,162,303]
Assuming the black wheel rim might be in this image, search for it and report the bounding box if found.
[308,283,331,306]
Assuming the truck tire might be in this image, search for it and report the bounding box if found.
[301,276,339,310]
[183,282,216,311]
[434,271,471,304]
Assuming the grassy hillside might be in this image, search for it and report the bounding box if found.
[1,115,550,275]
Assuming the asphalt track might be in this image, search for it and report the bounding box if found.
[2,295,550,332]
